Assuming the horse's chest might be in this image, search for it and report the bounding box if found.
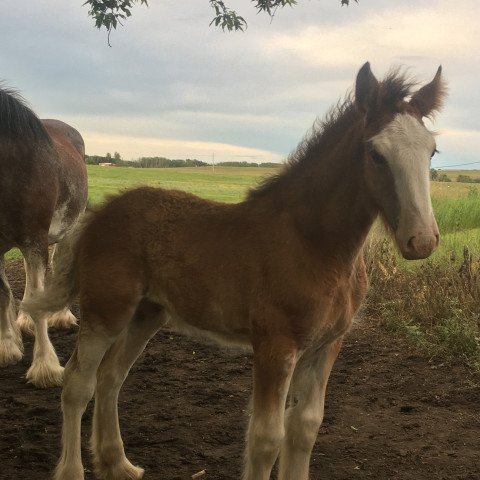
[306,263,368,343]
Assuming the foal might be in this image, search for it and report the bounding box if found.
[26,62,445,480]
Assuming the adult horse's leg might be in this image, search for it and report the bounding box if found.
[243,336,298,480]
[19,247,63,387]
[17,248,47,335]
[0,256,23,366]
[45,245,78,330]
[54,323,115,480]
[278,337,343,480]
[91,300,166,479]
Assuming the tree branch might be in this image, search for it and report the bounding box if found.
[83,0,359,42]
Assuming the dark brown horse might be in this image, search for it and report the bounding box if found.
[0,86,88,387]
[27,63,445,480]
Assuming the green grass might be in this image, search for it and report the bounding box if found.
[432,188,480,233]
[87,165,277,204]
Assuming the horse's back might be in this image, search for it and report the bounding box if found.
[39,120,88,243]
[42,119,85,158]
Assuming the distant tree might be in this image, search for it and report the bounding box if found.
[259,162,281,168]
[438,174,452,182]
[84,0,359,43]
[457,174,473,183]
[106,152,112,160]
[135,156,208,168]
[430,168,439,181]
[113,151,122,163]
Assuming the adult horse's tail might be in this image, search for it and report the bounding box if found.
[22,213,89,319]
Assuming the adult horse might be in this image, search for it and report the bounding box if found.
[26,63,445,480]
[0,86,88,387]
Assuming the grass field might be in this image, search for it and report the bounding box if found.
[87,165,276,204]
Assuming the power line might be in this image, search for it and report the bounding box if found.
[433,160,480,169]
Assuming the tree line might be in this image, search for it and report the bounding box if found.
[85,153,279,168]
[430,169,480,184]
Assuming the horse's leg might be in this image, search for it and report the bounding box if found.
[54,323,116,480]
[243,337,298,480]
[17,249,47,335]
[91,300,166,480]
[47,307,78,329]
[0,256,23,366]
[47,244,78,328]
[46,244,78,330]
[55,260,143,480]
[18,248,64,387]
[278,337,343,480]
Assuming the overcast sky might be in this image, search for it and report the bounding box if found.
[1,0,478,168]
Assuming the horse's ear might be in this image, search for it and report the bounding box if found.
[409,66,446,118]
[355,62,379,114]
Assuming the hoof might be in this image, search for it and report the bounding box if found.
[53,462,85,480]
[0,336,24,366]
[26,356,64,388]
[95,457,144,480]
[17,311,36,336]
[47,308,78,329]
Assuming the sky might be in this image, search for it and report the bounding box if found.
[1,0,479,168]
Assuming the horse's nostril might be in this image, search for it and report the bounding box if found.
[407,236,415,251]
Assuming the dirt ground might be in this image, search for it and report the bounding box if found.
[1,260,479,480]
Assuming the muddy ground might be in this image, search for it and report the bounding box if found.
[1,260,479,479]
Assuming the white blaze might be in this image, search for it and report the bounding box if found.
[370,112,439,258]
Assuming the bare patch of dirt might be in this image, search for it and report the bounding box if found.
[1,260,479,479]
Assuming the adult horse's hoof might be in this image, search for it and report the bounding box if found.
[26,354,64,388]
[47,308,78,329]
[17,311,36,336]
[0,336,23,366]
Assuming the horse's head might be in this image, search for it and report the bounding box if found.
[356,62,446,260]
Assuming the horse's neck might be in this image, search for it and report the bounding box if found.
[273,129,377,262]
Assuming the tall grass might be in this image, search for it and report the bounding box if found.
[433,187,480,233]
[364,237,480,370]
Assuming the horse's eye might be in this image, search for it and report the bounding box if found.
[431,148,439,158]
[370,150,387,166]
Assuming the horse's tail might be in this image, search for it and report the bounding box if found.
[22,213,89,319]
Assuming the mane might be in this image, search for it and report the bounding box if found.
[377,67,417,110]
[248,68,416,200]
[0,84,51,144]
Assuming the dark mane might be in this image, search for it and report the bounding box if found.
[0,84,51,144]
[378,67,417,110]
[248,68,416,200]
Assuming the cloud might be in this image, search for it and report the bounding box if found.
[0,0,478,166]
[85,131,284,163]
[434,128,480,167]
[264,2,478,72]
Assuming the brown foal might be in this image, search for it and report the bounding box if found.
[26,62,445,480]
